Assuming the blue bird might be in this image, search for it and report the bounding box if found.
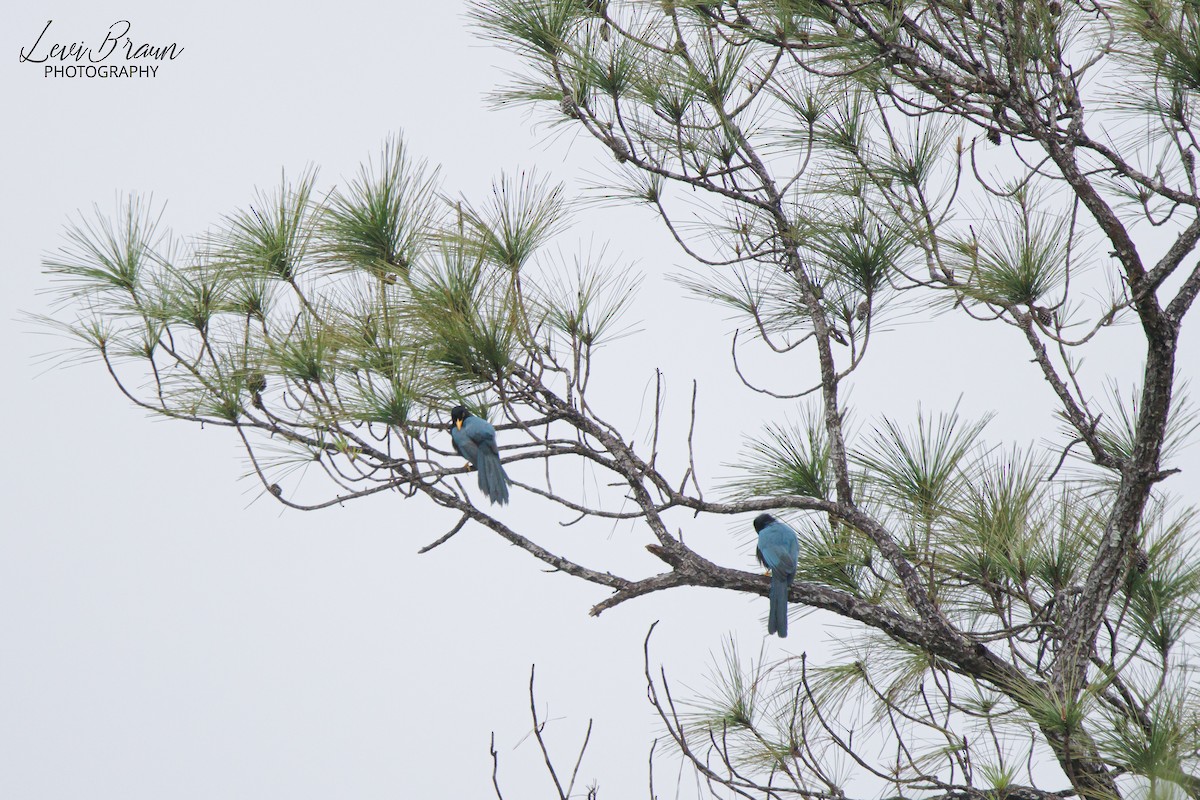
[754,513,799,638]
[450,405,510,505]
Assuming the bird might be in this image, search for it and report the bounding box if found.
[450,405,510,505]
[753,513,799,638]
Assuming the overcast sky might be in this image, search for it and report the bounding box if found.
[3,3,1198,799]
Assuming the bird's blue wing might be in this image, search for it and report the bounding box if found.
[757,522,799,578]
[462,416,499,448]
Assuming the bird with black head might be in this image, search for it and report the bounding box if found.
[450,405,510,506]
[753,513,799,637]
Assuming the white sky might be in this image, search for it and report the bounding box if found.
[3,2,1198,798]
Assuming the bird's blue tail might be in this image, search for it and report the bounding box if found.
[769,572,789,638]
[477,449,510,505]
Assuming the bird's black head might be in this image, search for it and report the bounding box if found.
[450,405,470,429]
[753,513,776,532]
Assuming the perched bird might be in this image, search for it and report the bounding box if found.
[753,513,799,638]
[450,405,510,506]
